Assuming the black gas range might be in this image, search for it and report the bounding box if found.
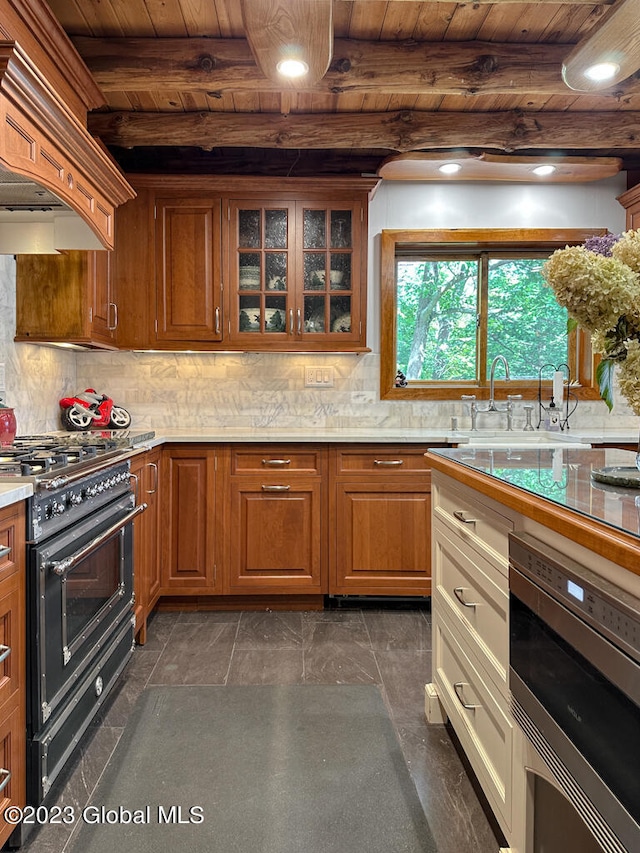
[0,432,154,542]
[3,432,152,843]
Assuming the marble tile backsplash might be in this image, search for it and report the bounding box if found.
[1,252,636,436]
[0,255,76,434]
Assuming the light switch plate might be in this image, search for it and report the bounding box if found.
[304,366,335,387]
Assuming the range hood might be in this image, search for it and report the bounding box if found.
[0,167,105,254]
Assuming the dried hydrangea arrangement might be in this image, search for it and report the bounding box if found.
[542,229,640,414]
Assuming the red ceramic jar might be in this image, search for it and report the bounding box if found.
[0,408,17,446]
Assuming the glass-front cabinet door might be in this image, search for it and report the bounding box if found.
[227,198,365,348]
[228,200,296,343]
[300,203,360,344]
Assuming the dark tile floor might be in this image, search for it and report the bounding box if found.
[19,606,501,853]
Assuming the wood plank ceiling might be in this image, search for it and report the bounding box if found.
[44,0,640,177]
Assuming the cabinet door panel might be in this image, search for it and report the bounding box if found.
[331,481,431,595]
[162,449,218,590]
[0,704,26,848]
[227,479,323,593]
[156,199,222,342]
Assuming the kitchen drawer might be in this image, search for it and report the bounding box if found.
[230,446,324,476]
[0,573,24,713]
[432,475,513,569]
[0,702,25,848]
[432,519,508,693]
[433,610,513,836]
[333,445,437,475]
[0,503,24,584]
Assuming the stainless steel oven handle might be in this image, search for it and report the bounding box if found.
[0,545,10,561]
[0,644,11,665]
[0,767,11,794]
[453,682,480,710]
[38,455,129,490]
[46,503,147,576]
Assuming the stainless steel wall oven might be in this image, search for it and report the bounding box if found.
[509,531,640,853]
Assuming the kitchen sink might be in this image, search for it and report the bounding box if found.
[454,430,587,449]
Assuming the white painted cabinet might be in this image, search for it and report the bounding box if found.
[430,471,516,840]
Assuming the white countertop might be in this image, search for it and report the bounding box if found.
[0,482,33,509]
[138,427,639,447]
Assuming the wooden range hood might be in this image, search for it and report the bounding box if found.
[0,0,134,253]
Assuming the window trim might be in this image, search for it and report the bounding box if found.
[380,228,607,401]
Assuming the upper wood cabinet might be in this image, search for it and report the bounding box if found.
[15,250,117,349]
[226,198,366,350]
[112,175,378,352]
[155,198,222,344]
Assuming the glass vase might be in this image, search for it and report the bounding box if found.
[0,408,16,446]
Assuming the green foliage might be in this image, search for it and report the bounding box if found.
[396,254,568,382]
[596,358,615,411]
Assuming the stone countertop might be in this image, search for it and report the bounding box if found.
[0,482,33,509]
[427,446,640,577]
[133,427,639,448]
[147,427,455,445]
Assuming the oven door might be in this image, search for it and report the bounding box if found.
[510,565,640,853]
[29,494,145,733]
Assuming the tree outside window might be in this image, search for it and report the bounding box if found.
[380,229,607,401]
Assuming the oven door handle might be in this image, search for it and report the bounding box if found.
[45,503,147,577]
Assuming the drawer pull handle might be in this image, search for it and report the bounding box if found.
[261,485,291,492]
[0,767,10,794]
[262,459,291,466]
[374,459,404,466]
[453,587,478,609]
[453,682,480,711]
[453,510,477,525]
[0,545,10,560]
[0,644,11,665]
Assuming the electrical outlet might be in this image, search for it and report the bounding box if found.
[304,366,335,387]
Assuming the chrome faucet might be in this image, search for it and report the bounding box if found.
[461,355,522,430]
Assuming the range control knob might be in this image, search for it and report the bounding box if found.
[52,501,65,516]
[68,492,83,506]
[86,485,99,498]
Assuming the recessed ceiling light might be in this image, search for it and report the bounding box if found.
[438,163,462,175]
[276,59,309,78]
[532,165,557,177]
[584,61,620,82]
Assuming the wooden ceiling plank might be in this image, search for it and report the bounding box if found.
[411,2,457,41]
[378,2,422,40]
[88,107,640,152]
[104,0,157,36]
[444,3,492,40]
[177,0,224,37]
[240,0,333,87]
[44,0,92,35]
[142,0,189,36]
[348,1,388,39]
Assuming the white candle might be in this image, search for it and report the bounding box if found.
[552,371,564,406]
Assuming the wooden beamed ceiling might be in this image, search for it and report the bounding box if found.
[44,0,640,174]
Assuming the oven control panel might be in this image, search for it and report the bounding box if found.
[509,532,640,661]
[30,461,133,542]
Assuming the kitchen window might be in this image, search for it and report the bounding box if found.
[380,228,607,401]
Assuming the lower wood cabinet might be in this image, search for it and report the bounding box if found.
[0,502,26,848]
[329,445,438,596]
[130,447,161,643]
[155,441,439,602]
[160,445,222,594]
[227,446,326,594]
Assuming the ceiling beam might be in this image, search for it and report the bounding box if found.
[73,36,640,97]
[88,108,640,152]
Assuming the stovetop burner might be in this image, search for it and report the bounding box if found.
[0,435,129,481]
